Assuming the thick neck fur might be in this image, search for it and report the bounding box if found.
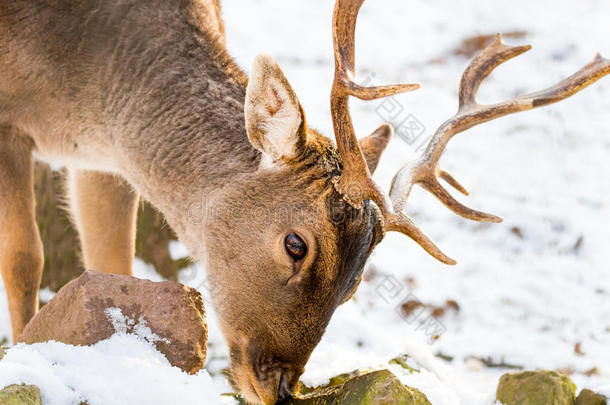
[113,20,260,239]
[2,0,262,255]
[82,1,261,249]
[104,1,261,250]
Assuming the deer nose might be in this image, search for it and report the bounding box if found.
[276,370,294,403]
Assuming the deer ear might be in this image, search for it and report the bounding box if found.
[359,124,393,174]
[245,54,306,161]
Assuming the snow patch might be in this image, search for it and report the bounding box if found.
[104,307,170,345]
[0,336,232,405]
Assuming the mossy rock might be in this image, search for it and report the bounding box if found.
[289,369,431,405]
[575,389,607,405]
[298,369,372,395]
[496,370,576,405]
[0,345,6,360]
[0,384,42,405]
[298,356,419,397]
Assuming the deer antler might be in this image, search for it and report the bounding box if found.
[330,0,456,264]
[330,0,418,211]
[330,1,610,264]
[389,35,610,222]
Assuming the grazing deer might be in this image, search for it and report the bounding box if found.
[0,0,608,403]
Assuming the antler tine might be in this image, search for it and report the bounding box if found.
[330,0,419,211]
[385,212,457,265]
[390,34,610,225]
[331,0,420,101]
[459,34,532,109]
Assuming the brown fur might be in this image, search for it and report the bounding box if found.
[0,1,390,403]
[0,124,44,339]
[68,170,139,275]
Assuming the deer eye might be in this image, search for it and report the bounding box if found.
[284,233,307,262]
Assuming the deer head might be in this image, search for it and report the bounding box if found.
[203,54,387,404]
[201,1,609,403]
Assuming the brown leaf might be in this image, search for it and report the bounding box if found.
[584,367,599,376]
[446,299,460,312]
[400,300,424,317]
[510,226,524,239]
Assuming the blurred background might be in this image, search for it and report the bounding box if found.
[1,0,609,403]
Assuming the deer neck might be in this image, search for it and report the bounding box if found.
[111,34,260,256]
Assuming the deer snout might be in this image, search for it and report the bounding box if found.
[229,339,304,405]
[252,363,301,405]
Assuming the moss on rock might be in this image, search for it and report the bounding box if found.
[298,369,372,396]
[290,369,431,405]
[0,384,42,405]
[496,370,576,405]
[575,389,607,405]
[389,354,420,374]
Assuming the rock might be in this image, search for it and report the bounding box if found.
[496,370,576,405]
[17,270,207,374]
[0,384,42,405]
[290,369,431,405]
[298,369,372,396]
[575,389,607,405]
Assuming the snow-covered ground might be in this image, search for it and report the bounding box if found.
[1,0,609,404]
[0,306,233,405]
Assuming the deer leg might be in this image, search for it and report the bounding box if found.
[68,170,139,275]
[0,124,43,341]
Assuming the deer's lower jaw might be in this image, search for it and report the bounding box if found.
[237,371,263,405]
[227,338,298,405]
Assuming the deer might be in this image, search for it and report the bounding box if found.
[0,0,608,403]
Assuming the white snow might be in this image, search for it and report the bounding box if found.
[169,240,190,261]
[0,336,232,405]
[38,288,56,304]
[103,307,170,345]
[1,0,610,403]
